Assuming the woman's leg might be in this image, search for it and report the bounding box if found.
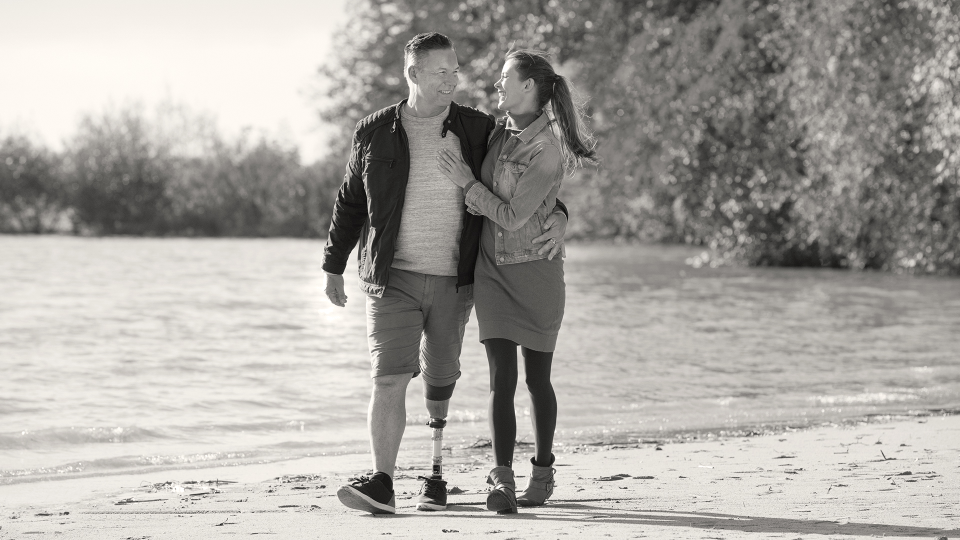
[484,338,519,467]
[521,347,556,466]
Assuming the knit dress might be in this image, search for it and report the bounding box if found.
[473,128,565,352]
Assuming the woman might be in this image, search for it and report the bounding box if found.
[437,49,598,514]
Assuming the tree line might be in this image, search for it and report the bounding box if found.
[1,104,342,237]
[314,0,960,275]
[3,0,959,275]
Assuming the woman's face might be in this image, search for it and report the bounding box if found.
[494,59,534,114]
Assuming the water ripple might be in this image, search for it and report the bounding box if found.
[1,236,958,483]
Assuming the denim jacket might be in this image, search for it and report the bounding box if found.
[462,113,564,265]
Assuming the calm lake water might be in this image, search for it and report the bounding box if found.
[1,236,958,485]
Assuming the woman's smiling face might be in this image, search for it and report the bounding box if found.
[494,58,532,113]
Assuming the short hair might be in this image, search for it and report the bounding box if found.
[404,32,454,83]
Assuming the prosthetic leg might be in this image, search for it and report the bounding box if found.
[415,417,449,511]
[428,417,447,479]
[416,381,454,511]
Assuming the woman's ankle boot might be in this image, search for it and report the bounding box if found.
[517,455,556,506]
[486,466,517,514]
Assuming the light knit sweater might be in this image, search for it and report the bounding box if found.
[391,105,465,276]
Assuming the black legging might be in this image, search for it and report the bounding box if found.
[484,338,557,468]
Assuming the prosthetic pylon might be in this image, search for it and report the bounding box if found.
[427,417,447,479]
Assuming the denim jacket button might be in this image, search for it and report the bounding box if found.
[498,257,504,263]
[497,232,503,237]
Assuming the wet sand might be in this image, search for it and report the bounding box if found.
[2,415,957,539]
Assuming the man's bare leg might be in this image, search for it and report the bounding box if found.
[369,373,414,477]
[337,373,412,514]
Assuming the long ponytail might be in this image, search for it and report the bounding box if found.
[506,49,599,174]
[550,74,599,173]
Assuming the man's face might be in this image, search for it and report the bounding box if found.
[411,48,459,110]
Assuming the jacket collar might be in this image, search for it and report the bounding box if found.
[391,99,459,134]
[504,112,551,144]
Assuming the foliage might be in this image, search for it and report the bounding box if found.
[773,0,960,273]
[0,136,66,233]
[65,106,175,234]
[166,134,339,237]
[2,0,957,274]
[1,104,343,237]
[313,0,960,274]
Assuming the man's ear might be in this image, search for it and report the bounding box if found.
[407,65,418,84]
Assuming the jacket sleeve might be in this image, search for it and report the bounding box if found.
[554,198,569,219]
[463,143,564,232]
[321,130,368,275]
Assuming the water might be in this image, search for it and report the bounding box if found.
[1,236,958,485]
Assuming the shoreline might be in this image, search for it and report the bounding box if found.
[2,413,957,539]
[4,408,957,488]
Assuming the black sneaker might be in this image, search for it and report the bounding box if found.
[337,476,396,514]
[415,476,447,511]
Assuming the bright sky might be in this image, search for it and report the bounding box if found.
[1,0,349,163]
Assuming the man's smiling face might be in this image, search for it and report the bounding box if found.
[411,48,459,111]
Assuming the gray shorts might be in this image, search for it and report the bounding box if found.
[365,267,474,387]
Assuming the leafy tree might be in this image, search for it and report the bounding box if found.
[782,0,960,273]
[0,135,66,233]
[51,102,345,238]
[64,105,174,235]
[169,134,316,237]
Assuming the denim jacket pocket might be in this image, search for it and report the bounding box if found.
[504,160,528,175]
[496,159,528,198]
[501,210,545,261]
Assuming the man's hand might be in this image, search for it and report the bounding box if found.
[324,272,347,307]
[532,211,567,260]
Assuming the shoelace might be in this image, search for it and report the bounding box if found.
[348,475,371,486]
[417,476,444,497]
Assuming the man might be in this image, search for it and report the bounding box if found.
[322,32,567,515]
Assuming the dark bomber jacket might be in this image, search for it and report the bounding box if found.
[321,99,567,297]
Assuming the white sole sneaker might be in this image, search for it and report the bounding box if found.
[415,500,446,511]
[337,486,396,514]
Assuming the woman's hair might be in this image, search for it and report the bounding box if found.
[506,49,599,173]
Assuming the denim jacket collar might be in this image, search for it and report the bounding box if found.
[513,112,552,144]
[492,112,552,146]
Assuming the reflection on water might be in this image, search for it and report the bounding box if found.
[1,236,958,483]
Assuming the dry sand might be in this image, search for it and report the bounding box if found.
[2,415,957,539]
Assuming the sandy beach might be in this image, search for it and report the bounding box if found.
[2,414,957,539]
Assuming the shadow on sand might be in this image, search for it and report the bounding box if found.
[378,499,956,537]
